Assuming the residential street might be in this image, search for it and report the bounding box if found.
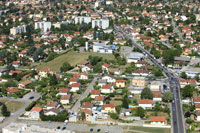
[70,77,98,113]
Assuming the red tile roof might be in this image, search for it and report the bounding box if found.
[31,107,43,112]
[116,80,126,83]
[150,116,165,122]
[82,102,92,108]
[138,99,153,104]
[69,83,81,87]
[193,97,200,102]
[91,90,100,95]
[102,84,111,89]
[69,78,78,82]
[59,88,69,93]
[80,109,92,115]
[103,63,110,68]
[6,88,20,93]
[152,91,162,98]
[102,104,116,110]
[94,96,105,101]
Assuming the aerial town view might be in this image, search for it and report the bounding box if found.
[0,0,199,132]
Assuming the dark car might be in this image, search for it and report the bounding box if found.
[29,96,34,99]
[97,129,101,132]
[62,127,66,130]
[57,126,61,129]
[90,128,93,132]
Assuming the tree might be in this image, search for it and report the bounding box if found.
[181,72,187,79]
[162,91,173,102]
[152,67,163,77]
[109,113,119,120]
[1,104,10,117]
[141,87,153,99]
[122,94,129,109]
[81,112,86,120]
[60,62,73,72]
[49,74,57,86]
[182,85,194,98]
[154,102,160,112]
[135,107,145,118]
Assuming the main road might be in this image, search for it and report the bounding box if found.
[116,25,185,133]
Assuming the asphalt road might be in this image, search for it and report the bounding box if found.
[116,25,185,133]
[70,77,98,113]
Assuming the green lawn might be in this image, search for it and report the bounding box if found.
[0,100,24,114]
[125,126,170,133]
[37,50,116,71]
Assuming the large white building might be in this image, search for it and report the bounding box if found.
[75,16,91,24]
[92,42,113,54]
[35,21,51,33]
[92,19,109,29]
[10,25,26,35]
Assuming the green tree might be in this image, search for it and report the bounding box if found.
[135,107,145,118]
[154,102,160,112]
[141,87,153,99]
[122,94,129,109]
[162,91,173,102]
[181,72,187,79]
[109,113,119,120]
[81,112,86,120]
[182,85,194,98]
[49,74,57,86]
[1,104,10,117]
[60,62,73,72]
[152,67,163,77]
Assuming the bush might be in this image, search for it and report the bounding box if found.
[109,113,119,120]
[25,101,37,111]
[186,118,194,124]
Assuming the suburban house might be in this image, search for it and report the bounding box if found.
[69,83,81,92]
[180,79,197,88]
[90,90,101,99]
[29,107,43,120]
[57,88,69,96]
[132,77,146,87]
[102,63,110,72]
[6,88,20,94]
[149,116,166,125]
[135,60,147,68]
[80,73,89,80]
[98,79,107,87]
[18,80,31,89]
[100,84,114,94]
[46,101,58,110]
[60,94,72,105]
[149,81,161,91]
[102,75,116,83]
[152,91,162,102]
[120,108,132,116]
[79,109,93,122]
[93,96,105,106]
[82,102,92,110]
[115,80,126,88]
[132,69,149,77]
[108,68,120,75]
[38,68,51,78]
[81,64,93,73]
[44,109,60,116]
[138,99,153,109]
[101,104,116,113]
[69,78,78,85]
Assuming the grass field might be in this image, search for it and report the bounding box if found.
[0,99,24,114]
[37,50,116,72]
[124,126,170,133]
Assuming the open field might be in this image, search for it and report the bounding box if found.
[0,99,24,113]
[124,126,170,133]
[37,50,116,71]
